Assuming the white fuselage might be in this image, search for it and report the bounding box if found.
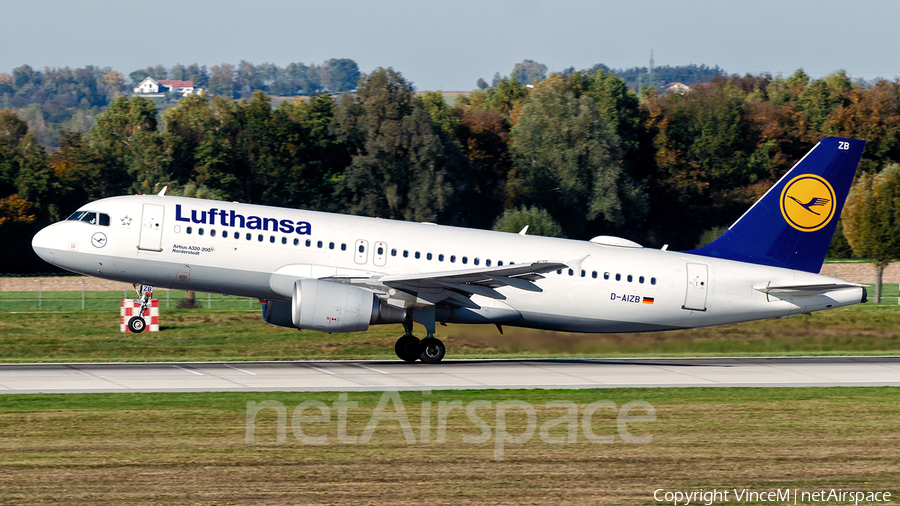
[31,195,865,333]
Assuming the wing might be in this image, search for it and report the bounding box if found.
[324,261,568,309]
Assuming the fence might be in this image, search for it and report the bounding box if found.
[0,286,258,311]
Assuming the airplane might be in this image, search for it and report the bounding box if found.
[31,137,867,364]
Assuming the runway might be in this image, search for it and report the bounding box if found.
[1,356,899,394]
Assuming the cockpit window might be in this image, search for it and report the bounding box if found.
[66,211,109,226]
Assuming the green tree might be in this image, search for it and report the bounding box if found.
[420,91,459,135]
[842,163,900,302]
[511,60,548,86]
[331,68,471,223]
[492,205,564,237]
[509,76,646,237]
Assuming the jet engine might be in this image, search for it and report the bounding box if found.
[284,279,405,332]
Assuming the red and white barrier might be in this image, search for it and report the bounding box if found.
[120,299,160,332]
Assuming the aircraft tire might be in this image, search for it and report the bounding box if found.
[127,316,146,334]
[419,338,445,364]
[395,335,420,362]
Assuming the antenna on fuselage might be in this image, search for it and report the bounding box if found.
[157,186,167,196]
[518,225,529,236]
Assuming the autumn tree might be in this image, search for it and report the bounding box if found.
[842,164,900,302]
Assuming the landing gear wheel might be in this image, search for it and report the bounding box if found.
[127,316,146,334]
[395,335,421,363]
[419,338,445,364]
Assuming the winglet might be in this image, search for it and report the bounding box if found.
[518,225,529,236]
[687,137,865,273]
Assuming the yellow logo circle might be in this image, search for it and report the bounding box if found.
[779,174,836,232]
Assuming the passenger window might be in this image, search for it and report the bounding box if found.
[198,228,204,236]
[438,254,444,261]
[415,252,421,259]
[391,249,397,256]
[627,275,633,282]
[603,272,609,280]
[269,236,275,243]
[341,243,347,251]
[293,238,299,246]
[358,244,364,253]
[258,234,264,242]
[306,239,311,247]
[186,226,192,234]
[486,259,491,267]
[592,271,597,279]
[450,255,456,263]
[557,270,562,275]
[639,276,644,284]
[403,250,409,258]
[568,269,574,276]
[426,253,432,260]
[378,246,384,255]
[99,214,110,226]
[329,242,335,250]
[498,261,503,266]
[318,241,323,248]
[246,233,251,240]
[615,274,621,281]
[651,277,657,285]
[462,256,468,264]
[581,270,586,277]
[474,258,480,266]
[222,231,228,238]
[282,237,287,244]
[211,229,216,237]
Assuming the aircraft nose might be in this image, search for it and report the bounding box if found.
[32,225,57,265]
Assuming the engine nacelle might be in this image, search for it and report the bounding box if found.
[291,279,405,332]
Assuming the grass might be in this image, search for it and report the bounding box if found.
[0,387,898,504]
[1,302,900,362]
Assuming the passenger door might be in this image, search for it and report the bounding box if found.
[138,204,165,252]
[682,263,708,311]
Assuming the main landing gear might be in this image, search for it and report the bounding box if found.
[127,284,154,334]
[394,307,446,364]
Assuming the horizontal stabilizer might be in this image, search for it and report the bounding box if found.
[755,282,862,295]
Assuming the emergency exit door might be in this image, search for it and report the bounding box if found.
[138,204,165,252]
[682,263,708,311]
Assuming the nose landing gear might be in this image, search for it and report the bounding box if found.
[127,284,154,334]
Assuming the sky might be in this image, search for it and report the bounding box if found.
[2,0,898,91]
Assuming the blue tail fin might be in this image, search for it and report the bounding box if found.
[687,137,866,273]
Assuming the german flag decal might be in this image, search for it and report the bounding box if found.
[642,297,655,305]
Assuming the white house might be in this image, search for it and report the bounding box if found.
[134,76,162,95]
[134,77,202,97]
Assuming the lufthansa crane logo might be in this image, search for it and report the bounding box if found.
[779,174,836,232]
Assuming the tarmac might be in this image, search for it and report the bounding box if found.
[1,356,898,394]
